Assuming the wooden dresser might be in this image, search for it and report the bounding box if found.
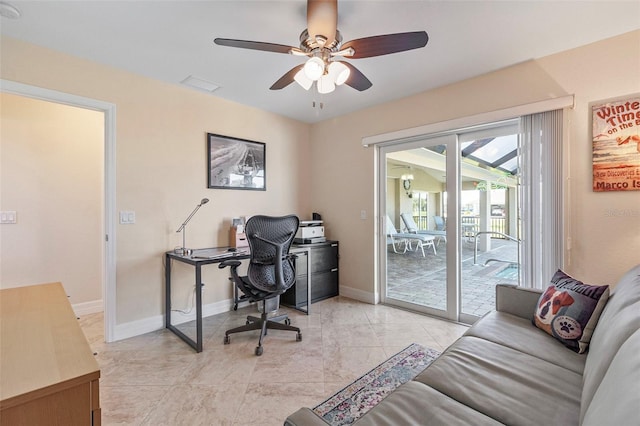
[0,282,101,425]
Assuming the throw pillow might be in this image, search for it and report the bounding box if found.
[533,270,609,353]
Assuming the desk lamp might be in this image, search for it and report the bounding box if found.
[176,198,209,255]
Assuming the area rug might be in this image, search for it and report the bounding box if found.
[312,343,441,425]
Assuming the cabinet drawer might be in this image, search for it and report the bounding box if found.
[311,269,339,302]
[310,244,338,273]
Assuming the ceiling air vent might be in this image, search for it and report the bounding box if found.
[180,75,220,94]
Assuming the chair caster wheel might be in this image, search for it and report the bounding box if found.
[296,332,302,342]
[246,320,251,325]
[255,346,263,356]
[224,335,230,345]
[284,318,291,325]
[233,304,238,311]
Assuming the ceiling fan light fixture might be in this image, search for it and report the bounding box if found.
[294,69,313,90]
[317,74,335,94]
[303,56,325,81]
[401,174,414,181]
[328,61,350,86]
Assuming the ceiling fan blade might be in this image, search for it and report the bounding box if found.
[341,62,372,91]
[340,31,428,59]
[214,38,296,54]
[270,64,305,90]
[307,0,337,47]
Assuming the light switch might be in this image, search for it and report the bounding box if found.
[0,211,17,224]
[119,211,136,224]
[360,210,367,220]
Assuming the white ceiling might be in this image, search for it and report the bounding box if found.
[2,1,639,123]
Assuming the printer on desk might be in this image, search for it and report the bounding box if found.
[294,220,326,244]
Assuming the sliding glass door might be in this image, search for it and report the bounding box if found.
[381,134,459,320]
[379,120,523,323]
[457,123,521,323]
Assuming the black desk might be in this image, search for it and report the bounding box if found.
[165,248,250,352]
[165,246,310,352]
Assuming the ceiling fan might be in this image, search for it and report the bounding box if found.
[214,0,428,94]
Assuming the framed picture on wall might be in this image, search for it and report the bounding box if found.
[592,95,640,192]
[207,133,266,190]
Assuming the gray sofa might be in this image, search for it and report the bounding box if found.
[285,264,640,425]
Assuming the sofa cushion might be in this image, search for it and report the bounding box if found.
[581,328,640,426]
[495,284,543,319]
[415,336,582,426]
[353,380,503,426]
[465,311,586,374]
[580,264,640,423]
[533,270,609,353]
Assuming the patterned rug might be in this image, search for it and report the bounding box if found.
[312,343,441,425]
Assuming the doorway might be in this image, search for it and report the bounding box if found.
[1,80,116,341]
[380,120,521,323]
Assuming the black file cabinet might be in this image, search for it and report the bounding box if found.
[282,241,339,308]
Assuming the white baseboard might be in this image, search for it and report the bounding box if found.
[112,289,378,342]
[339,285,379,304]
[72,299,103,316]
[114,313,164,341]
[113,297,252,342]
[169,298,247,326]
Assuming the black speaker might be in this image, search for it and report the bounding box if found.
[312,212,322,221]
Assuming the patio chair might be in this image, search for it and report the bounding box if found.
[400,213,447,246]
[386,216,436,257]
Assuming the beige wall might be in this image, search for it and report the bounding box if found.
[1,37,311,327]
[1,30,639,333]
[0,93,103,306]
[310,30,640,298]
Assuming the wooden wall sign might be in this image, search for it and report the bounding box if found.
[592,95,640,192]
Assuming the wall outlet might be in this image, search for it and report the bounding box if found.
[0,211,17,224]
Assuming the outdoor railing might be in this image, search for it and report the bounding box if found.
[463,216,507,236]
[473,231,520,266]
[413,215,508,236]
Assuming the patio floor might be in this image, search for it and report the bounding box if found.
[386,237,519,320]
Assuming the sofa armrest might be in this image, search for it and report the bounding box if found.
[495,284,543,320]
[284,408,329,426]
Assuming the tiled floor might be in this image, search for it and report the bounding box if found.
[387,238,519,317]
[79,297,468,426]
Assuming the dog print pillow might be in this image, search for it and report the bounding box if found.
[533,270,609,353]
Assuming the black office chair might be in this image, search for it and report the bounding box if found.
[219,214,302,356]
